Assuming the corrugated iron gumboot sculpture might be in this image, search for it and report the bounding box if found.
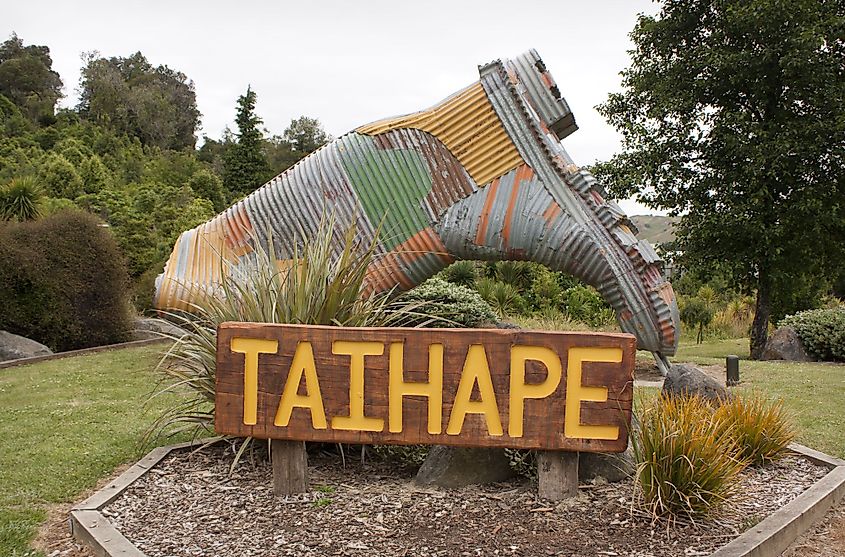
[154,49,681,370]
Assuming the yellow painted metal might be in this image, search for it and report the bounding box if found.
[357,83,524,187]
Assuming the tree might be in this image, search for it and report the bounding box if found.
[0,33,63,124]
[594,0,845,358]
[223,86,270,198]
[283,116,331,155]
[77,51,201,150]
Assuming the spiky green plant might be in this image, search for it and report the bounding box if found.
[476,277,522,318]
[494,261,533,291]
[147,219,425,446]
[0,176,43,222]
[440,260,478,287]
[633,394,746,519]
[715,394,795,465]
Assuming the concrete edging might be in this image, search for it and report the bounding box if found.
[69,441,845,557]
[0,337,171,370]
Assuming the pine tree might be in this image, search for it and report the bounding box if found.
[223,86,270,199]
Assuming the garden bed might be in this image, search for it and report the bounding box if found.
[99,444,831,557]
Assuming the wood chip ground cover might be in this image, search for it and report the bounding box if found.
[104,445,829,556]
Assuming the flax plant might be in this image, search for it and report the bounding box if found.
[146,219,430,448]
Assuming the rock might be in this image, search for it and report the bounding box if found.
[133,317,185,340]
[761,327,812,362]
[0,330,52,362]
[415,446,514,488]
[578,451,634,483]
[662,363,730,403]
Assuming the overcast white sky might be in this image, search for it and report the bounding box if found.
[3,0,664,214]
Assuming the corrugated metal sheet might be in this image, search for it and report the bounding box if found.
[357,83,523,187]
[155,49,680,358]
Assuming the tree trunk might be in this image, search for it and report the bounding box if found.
[750,278,772,360]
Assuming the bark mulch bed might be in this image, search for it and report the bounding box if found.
[102,444,829,557]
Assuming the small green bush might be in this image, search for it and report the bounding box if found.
[401,277,496,327]
[715,394,795,465]
[562,284,615,327]
[780,307,845,362]
[633,394,746,518]
[0,210,132,351]
[680,296,715,344]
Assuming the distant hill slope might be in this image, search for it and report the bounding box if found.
[630,215,679,245]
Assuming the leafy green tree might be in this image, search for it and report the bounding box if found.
[79,154,112,193]
[594,0,845,358]
[188,168,226,212]
[282,116,331,155]
[223,86,271,198]
[680,297,715,344]
[0,33,62,123]
[77,51,201,150]
[38,152,83,199]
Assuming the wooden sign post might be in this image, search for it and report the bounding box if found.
[215,323,636,499]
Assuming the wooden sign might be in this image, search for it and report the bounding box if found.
[215,323,636,452]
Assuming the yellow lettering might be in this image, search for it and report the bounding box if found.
[274,341,327,429]
[230,337,279,426]
[564,347,622,440]
[446,344,503,436]
[508,345,562,437]
[331,340,385,432]
[389,342,443,434]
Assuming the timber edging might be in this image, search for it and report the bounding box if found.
[68,441,845,557]
[0,337,172,370]
[69,438,221,557]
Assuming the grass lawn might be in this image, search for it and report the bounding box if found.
[670,338,845,459]
[0,344,181,557]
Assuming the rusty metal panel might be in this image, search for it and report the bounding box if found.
[155,50,681,359]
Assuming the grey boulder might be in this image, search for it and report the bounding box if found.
[133,317,185,340]
[761,327,812,362]
[415,446,514,488]
[662,363,730,403]
[0,330,52,362]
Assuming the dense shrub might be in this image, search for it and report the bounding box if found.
[780,308,845,362]
[0,210,132,350]
[400,277,497,327]
[633,394,746,518]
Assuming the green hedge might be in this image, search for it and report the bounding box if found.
[0,210,132,351]
[780,308,845,362]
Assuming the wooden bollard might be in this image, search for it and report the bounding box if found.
[537,451,579,500]
[271,439,308,496]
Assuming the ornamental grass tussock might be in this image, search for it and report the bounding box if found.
[633,394,747,519]
[633,391,797,520]
[715,393,795,465]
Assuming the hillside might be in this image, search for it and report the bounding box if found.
[630,215,679,245]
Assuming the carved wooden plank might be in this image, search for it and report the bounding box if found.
[215,323,635,452]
